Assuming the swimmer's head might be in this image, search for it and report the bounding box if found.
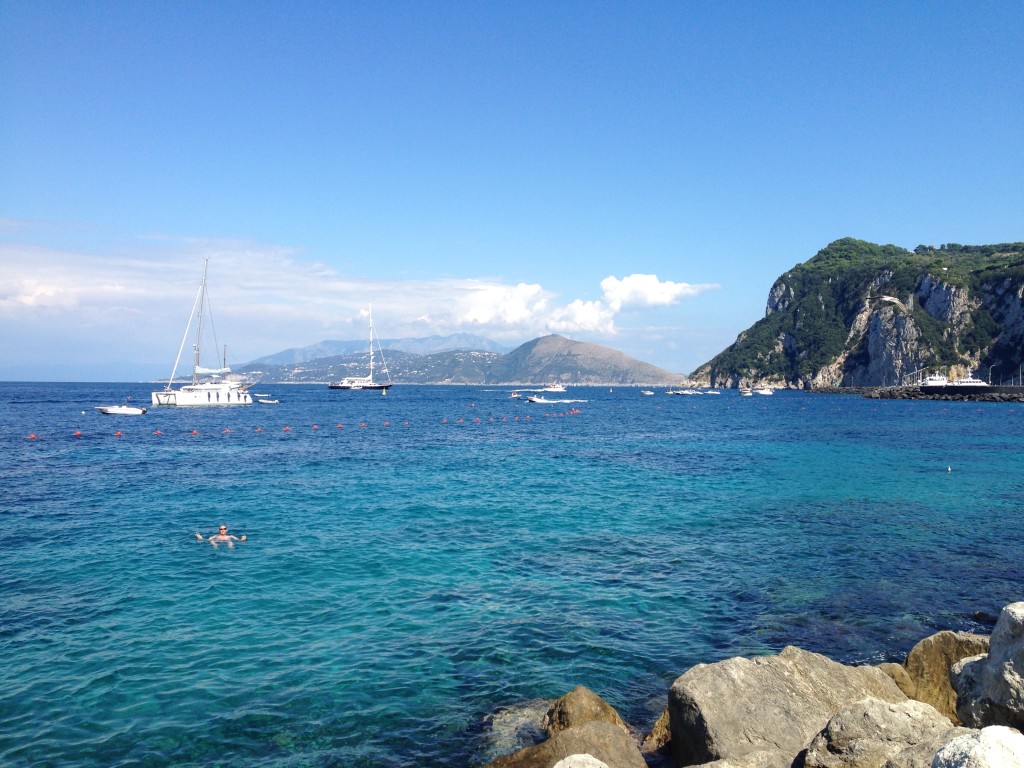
[219,526,227,532]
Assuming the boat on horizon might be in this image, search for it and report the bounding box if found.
[328,305,393,392]
[95,403,148,415]
[151,259,252,407]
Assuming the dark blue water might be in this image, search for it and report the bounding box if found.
[2,383,1022,767]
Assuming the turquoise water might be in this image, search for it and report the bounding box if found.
[2,383,1022,767]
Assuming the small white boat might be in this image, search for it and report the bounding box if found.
[96,404,148,415]
[526,395,556,403]
[739,387,753,396]
[510,390,522,399]
[258,399,279,405]
[541,382,567,392]
[640,390,654,396]
[753,387,774,395]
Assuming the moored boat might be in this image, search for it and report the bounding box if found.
[328,305,393,391]
[151,259,252,407]
[95,404,148,415]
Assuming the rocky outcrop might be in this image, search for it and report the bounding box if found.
[899,631,990,722]
[802,698,969,768]
[667,645,906,766]
[551,756,609,768]
[541,686,629,738]
[952,601,1024,730]
[485,721,646,768]
[694,239,1024,389]
[931,725,1024,767]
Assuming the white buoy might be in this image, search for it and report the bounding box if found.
[947,466,952,472]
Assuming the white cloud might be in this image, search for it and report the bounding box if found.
[600,273,717,312]
[0,230,721,379]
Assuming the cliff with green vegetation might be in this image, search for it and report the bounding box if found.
[692,238,1024,389]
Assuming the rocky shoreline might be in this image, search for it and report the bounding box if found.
[482,602,1024,768]
[811,386,1024,402]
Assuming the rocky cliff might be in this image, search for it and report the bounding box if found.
[692,238,1024,389]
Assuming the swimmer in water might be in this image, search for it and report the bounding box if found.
[195,525,247,547]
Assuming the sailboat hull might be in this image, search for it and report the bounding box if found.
[327,380,391,390]
[152,383,252,406]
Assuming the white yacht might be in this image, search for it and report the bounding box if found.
[151,259,252,407]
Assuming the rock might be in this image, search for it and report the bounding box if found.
[542,686,628,738]
[552,755,609,768]
[952,601,1024,729]
[640,707,671,755]
[668,645,907,766]
[878,662,916,698]
[802,697,965,768]
[931,725,1024,767]
[689,750,795,768]
[484,720,646,768]
[901,630,989,722]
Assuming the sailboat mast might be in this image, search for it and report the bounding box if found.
[192,258,209,385]
[367,303,374,384]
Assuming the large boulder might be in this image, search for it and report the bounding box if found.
[951,602,1024,729]
[484,720,647,768]
[552,756,608,768]
[931,725,1024,767]
[542,686,628,737]
[668,645,907,766]
[900,630,989,722]
[802,697,967,768]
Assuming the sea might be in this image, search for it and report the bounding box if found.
[2,382,1022,767]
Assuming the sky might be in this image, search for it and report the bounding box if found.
[2,1,1021,381]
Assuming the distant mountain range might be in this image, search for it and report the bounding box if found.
[247,333,510,365]
[237,334,681,385]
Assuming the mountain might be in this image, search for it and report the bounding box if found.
[247,333,509,366]
[692,238,1024,388]
[237,334,680,385]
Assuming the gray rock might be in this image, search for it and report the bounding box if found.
[802,697,963,768]
[931,725,1024,767]
[640,707,671,755]
[484,721,646,768]
[877,728,972,768]
[668,645,907,766]
[542,686,628,738]
[901,631,989,722]
[952,602,1024,729]
[552,755,609,768]
[689,750,795,768]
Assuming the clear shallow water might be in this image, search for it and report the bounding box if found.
[2,383,1022,767]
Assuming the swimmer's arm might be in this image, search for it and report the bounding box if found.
[194,532,204,541]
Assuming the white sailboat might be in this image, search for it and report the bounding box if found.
[328,305,393,391]
[151,259,252,407]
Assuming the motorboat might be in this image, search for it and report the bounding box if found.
[541,382,566,392]
[328,304,393,391]
[753,388,774,395]
[95,404,147,415]
[151,259,252,407]
[640,390,654,396]
[258,399,279,405]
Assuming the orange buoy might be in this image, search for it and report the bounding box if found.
[223,428,231,433]
[337,423,343,428]
[191,429,198,435]
[256,427,262,433]
[312,425,319,429]
[28,433,37,440]
[360,422,367,428]
[403,421,409,426]
[153,429,162,435]
[115,431,122,437]
[74,430,82,437]
[283,426,291,431]
[384,421,390,426]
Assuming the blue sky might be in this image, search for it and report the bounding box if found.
[2,2,1021,381]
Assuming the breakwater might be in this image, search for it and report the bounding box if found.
[811,385,1024,402]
